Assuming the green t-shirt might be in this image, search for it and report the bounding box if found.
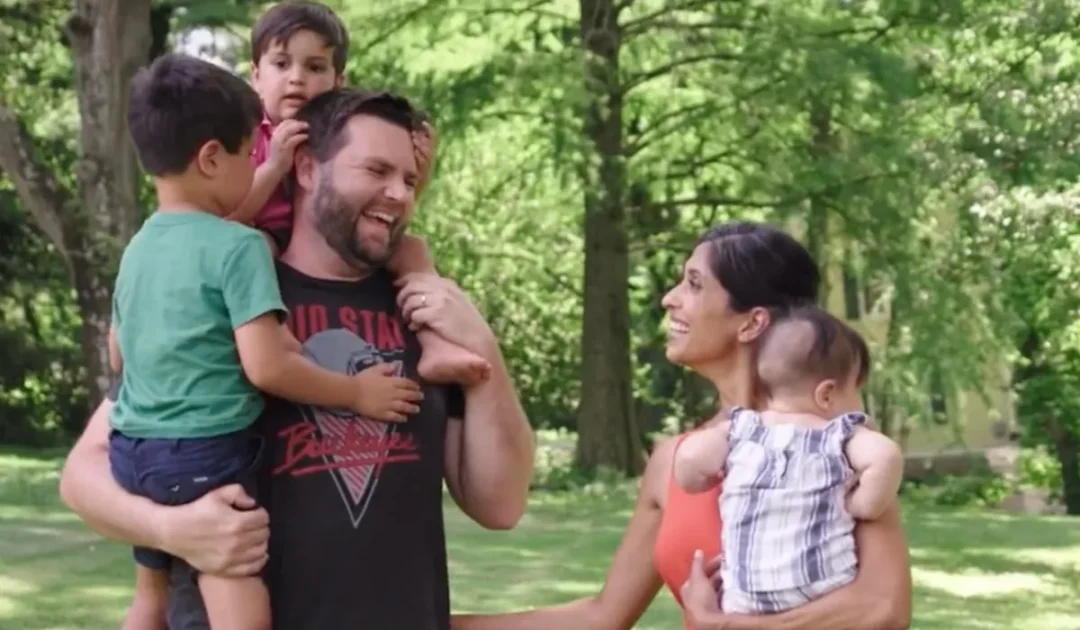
[109,210,286,438]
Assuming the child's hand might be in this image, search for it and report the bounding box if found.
[350,363,424,423]
[413,121,437,194]
[268,120,309,174]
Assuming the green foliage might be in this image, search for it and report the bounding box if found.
[3,0,1080,495]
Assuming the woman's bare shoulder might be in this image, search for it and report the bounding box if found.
[642,432,691,507]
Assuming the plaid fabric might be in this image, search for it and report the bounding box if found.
[718,408,863,613]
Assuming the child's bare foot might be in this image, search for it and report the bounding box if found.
[417,331,491,385]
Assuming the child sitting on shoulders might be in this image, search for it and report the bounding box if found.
[229,0,490,385]
[674,305,903,614]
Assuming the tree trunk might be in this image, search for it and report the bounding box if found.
[0,0,150,407]
[573,0,643,475]
[1049,421,1080,515]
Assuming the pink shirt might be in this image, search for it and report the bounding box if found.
[251,115,293,232]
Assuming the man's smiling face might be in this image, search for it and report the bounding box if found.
[309,114,418,269]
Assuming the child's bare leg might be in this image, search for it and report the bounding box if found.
[121,565,169,630]
[199,574,271,630]
[390,235,491,384]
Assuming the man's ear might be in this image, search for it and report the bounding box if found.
[294,147,316,191]
[334,72,345,87]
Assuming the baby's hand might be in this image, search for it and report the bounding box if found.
[268,120,309,174]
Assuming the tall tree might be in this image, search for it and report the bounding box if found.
[0,0,151,403]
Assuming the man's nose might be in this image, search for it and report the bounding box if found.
[383,177,411,202]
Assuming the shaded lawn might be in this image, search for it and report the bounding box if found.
[1,449,1078,629]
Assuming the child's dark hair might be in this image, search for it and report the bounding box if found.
[251,1,349,74]
[756,305,871,396]
[127,53,262,176]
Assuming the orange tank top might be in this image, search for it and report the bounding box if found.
[653,433,723,629]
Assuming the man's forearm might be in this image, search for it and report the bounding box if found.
[458,344,534,528]
[58,401,168,548]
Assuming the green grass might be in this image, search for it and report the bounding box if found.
[1,449,1078,629]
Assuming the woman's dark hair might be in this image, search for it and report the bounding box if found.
[697,222,820,313]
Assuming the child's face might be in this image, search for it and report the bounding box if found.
[252,29,341,124]
[193,135,256,215]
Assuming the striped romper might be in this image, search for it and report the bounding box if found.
[719,407,864,614]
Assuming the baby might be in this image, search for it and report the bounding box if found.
[230,0,490,385]
[673,305,903,614]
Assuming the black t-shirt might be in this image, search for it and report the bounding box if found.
[164,263,464,630]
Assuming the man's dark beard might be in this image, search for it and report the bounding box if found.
[310,169,404,269]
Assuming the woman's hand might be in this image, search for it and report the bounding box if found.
[682,550,723,628]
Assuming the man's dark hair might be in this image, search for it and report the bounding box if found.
[295,88,420,163]
[756,305,871,396]
[127,53,262,176]
[251,1,349,74]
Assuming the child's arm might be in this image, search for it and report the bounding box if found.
[228,120,308,225]
[224,231,421,422]
[388,234,435,276]
[107,325,122,373]
[844,426,904,520]
[234,315,421,422]
[673,422,730,493]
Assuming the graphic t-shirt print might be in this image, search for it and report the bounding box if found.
[273,327,419,528]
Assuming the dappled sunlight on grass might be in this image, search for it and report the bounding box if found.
[0,448,1077,629]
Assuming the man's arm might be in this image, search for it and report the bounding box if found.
[444,341,534,530]
[58,395,166,547]
[58,393,271,577]
[688,505,912,630]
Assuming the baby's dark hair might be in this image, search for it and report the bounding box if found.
[251,1,349,74]
[756,305,870,397]
[127,53,262,176]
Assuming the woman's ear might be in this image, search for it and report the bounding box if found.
[737,306,771,343]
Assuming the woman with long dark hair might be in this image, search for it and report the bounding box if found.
[454,222,912,629]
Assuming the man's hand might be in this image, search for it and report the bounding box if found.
[267,119,309,174]
[395,274,495,355]
[413,121,437,194]
[156,485,270,578]
[351,363,424,422]
[682,550,724,629]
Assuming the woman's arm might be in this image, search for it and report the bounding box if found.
[687,504,912,630]
[452,438,683,630]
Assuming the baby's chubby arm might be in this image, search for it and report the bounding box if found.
[673,421,730,493]
[844,426,904,520]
